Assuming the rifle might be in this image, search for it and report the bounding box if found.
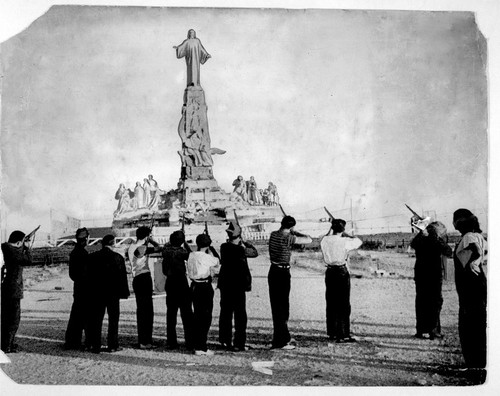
[278,204,287,217]
[25,225,41,241]
[24,225,41,249]
[181,213,185,233]
[204,221,209,236]
[323,206,335,221]
[147,215,155,244]
[233,209,245,242]
[405,204,423,220]
[405,204,430,232]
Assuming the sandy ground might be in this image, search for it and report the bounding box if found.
[0,248,487,390]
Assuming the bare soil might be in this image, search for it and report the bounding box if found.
[0,248,485,388]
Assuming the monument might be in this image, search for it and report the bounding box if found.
[111,30,282,234]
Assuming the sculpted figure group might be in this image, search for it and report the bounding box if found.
[231,175,279,206]
[114,175,162,216]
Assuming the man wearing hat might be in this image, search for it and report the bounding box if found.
[186,233,220,355]
[162,230,194,350]
[268,215,312,350]
[320,219,362,343]
[87,234,130,353]
[217,222,258,351]
[64,227,91,350]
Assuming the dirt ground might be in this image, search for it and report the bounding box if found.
[0,247,490,391]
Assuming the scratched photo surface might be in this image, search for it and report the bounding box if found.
[0,1,494,391]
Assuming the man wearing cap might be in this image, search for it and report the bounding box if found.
[217,222,258,351]
[87,234,130,353]
[162,230,194,350]
[128,226,162,349]
[320,219,362,343]
[186,233,220,355]
[268,216,312,350]
[64,227,91,350]
[1,230,33,353]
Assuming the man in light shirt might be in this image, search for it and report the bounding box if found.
[186,233,220,356]
[128,226,162,350]
[320,219,362,343]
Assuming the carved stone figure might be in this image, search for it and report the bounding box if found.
[174,29,211,87]
[231,175,248,202]
[147,174,160,210]
[143,178,151,208]
[134,181,145,210]
[268,182,279,206]
[114,183,132,216]
[247,176,260,205]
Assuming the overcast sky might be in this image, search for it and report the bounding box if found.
[0,0,498,235]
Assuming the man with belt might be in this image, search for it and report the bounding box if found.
[186,233,220,356]
[320,219,362,343]
[128,226,162,349]
[268,215,312,350]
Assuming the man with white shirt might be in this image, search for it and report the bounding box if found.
[128,226,162,349]
[186,233,220,355]
[320,219,362,343]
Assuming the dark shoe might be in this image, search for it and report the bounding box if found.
[414,333,425,339]
[105,346,123,353]
[138,343,157,350]
[337,337,357,343]
[166,343,179,350]
[63,343,82,350]
[233,345,248,352]
[219,342,232,350]
[429,332,443,340]
[90,347,101,354]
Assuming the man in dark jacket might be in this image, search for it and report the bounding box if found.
[87,234,130,353]
[162,230,194,350]
[217,222,258,351]
[1,230,33,353]
[411,221,452,339]
[64,227,91,350]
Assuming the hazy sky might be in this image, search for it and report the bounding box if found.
[0,0,497,235]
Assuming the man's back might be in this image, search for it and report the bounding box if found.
[269,230,295,266]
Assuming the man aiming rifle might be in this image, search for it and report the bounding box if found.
[217,211,258,351]
[1,226,39,353]
[268,211,312,349]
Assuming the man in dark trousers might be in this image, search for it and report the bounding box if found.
[87,234,130,353]
[411,221,452,339]
[186,233,220,356]
[1,230,33,353]
[218,222,258,351]
[268,216,312,349]
[128,226,162,349]
[162,230,194,350]
[64,227,91,350]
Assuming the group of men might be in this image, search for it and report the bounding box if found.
[62,221,260,356]
[2,214,363,356]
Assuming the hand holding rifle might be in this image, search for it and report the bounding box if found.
[23,225,41,249]
[405,204,431,232]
